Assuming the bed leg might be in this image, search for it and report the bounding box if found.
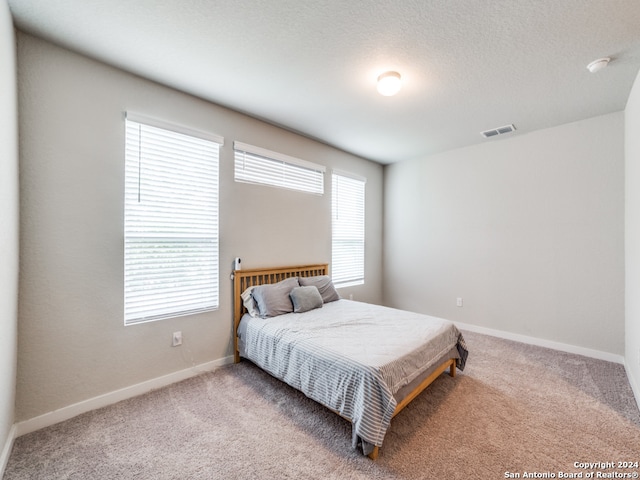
[368,446,380,460]
[449,359,456,377]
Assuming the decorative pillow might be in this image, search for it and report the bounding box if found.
[251,277,299,318]
[240,286,260,317]
[289,286,323,313]
[298,275,340,303]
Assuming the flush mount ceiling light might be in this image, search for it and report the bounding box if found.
[586,57,610,73]
[377,71,402,96]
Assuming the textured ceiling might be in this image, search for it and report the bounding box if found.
[8,0,640,164]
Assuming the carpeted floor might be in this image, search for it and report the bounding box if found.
[4,330,640,479]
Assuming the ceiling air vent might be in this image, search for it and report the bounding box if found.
[481,124,516,139]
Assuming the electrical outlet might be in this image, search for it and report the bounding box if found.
[456,297,463,307]
[172,331,182,347]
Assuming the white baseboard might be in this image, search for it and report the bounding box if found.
[0,424,17,479]
[9,329,636,442]
[625,363,640,413]
[455,321,625,365]
[15,355,234,438]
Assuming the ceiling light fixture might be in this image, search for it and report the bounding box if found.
[377,71,402,96]
[586,57,610,73]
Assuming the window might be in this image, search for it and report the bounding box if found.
[332,171,365,287]
[234,141,324,194]
[124,113,223,325]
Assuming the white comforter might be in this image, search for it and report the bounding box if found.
[238,299,466,452]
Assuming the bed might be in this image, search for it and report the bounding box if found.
[233,264,468,459]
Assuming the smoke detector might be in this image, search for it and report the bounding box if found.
[587,57,610,73]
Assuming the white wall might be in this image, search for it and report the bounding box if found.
[0,0,18,470]
[625,69,640,402]
[384,112,625,356]
[16,32,383,422]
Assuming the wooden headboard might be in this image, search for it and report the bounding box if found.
[232,264,329,362]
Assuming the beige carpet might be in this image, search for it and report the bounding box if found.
[5,331,640,479]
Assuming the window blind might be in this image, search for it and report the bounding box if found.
[332,171,366,287]
[124,115,222,325]
[234,141,325,195]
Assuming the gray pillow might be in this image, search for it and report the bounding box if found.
[289,286,323,313]
[251,277,299,318]
[299,275,340,303]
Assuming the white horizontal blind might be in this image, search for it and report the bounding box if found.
[124,117,221,325]
[234,141,324,194]
[332,171,366,287]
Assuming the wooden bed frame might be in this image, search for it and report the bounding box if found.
[232,263,456,460]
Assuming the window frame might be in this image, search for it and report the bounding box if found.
[331,170,366,288]
[124,112,223,325]
[234,141,325,195]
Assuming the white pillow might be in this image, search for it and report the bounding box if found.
[240,286,260,317]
